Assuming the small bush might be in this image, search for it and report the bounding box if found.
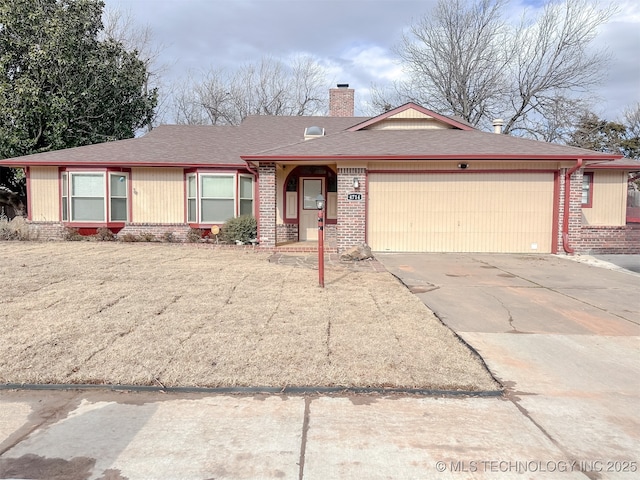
[221,215,257,244]
[96,227,115,241]
[121,233,138,242]
[0,216,34,241]
[186,228,203,243]
[63,226,84,241]
[139,232,155,242]
[162,231,175,243]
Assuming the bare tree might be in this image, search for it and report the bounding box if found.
[383,0,616,138]
[172,56,328,126]
[623,103,640,140]
[393,0,511,127]
[504,0,615,136]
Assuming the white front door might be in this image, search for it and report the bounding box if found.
[300,178,324,241]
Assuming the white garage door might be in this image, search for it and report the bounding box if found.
[368,171,555,253]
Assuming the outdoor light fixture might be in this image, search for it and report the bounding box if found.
[316,194,325,210]
[353,177,359,189]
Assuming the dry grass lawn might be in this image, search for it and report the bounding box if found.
[0,242,499,391]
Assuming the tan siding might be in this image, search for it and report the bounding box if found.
[131,168,184,223]
[367,119,451,130]
[29,167,59,221]
[369,161,558,171]
[369,172,554,253]
[388,109,432,119]
[582,171,626,226]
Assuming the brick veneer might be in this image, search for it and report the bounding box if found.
[276,223,298,243]
[27,222,66,240]
[258,163,276,247]
[337,167,366,252]
[118,223,190,242]
[574,225,640,254]
[27,221,191,241]
[566,168,584,250]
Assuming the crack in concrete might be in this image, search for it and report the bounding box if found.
[486,292,519,333]
[503,388,596,480]
[474,258,638,327]
[298,397,312,480]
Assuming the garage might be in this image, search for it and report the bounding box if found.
[368,171,556,253]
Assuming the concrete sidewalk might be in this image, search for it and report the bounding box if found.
[1,253,639,479]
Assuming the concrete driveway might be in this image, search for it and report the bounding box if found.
[378,253,640,473]
[1,254,638,479]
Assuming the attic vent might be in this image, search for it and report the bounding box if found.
[304,126,325,140]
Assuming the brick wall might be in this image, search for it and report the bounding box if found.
[337,167,366,252]
[574,225,640,254]
[258,163,276,247]
[567,168,584,248]
[118,223,190,242]
[276,223,298,243]
[28,222,66,240]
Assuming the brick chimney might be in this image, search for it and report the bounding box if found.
[329,84,354,117]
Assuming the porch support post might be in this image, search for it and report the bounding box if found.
[337,167,367,252]
[258,162,277,248]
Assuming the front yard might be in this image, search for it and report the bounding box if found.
[0,242,498,391]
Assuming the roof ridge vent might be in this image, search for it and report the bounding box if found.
[304,126,325,140]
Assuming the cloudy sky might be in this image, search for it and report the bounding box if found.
[102,0,640,123]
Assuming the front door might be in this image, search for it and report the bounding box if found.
[300,178,324,241]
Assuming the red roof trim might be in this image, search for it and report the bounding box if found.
[347,103,475,132]
[241,153,622,162]
[587,163,640,170]
[1,161,247,168]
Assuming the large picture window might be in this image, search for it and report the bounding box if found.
[61,171,128,223]
[186,172,254,224]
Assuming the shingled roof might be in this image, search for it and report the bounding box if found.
[0,110,623,167]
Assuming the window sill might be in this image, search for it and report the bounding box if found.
[188,223,224,229]
[63,222,126,228]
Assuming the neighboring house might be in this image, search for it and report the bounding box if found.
[1,85,638,254]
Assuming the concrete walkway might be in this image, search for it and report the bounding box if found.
[1,254,639,479]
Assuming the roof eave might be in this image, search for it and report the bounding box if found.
[241,154,623,162]
[2,161,246,168]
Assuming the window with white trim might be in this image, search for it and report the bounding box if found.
[60,171,128,222]
[582,172,593,207]
[186,172,254,224]
[239,175,254,216]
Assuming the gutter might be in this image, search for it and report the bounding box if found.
[562,158,583,254]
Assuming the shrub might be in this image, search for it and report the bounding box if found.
[96,227,115,241]
[162,231,175,243]
[139,232,155,242]
[221,215,257,244]
[121,233,138,242]
[63,227,84,241]
[186,228,203,243]
[0,216,34,241]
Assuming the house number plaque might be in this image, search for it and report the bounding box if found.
[347,193,363,200]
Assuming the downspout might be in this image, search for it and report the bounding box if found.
[562,158,583,254]
[244,162,260,242]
